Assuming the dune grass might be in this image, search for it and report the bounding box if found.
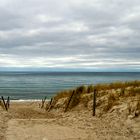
[48,80,140,112]
[54,80,140,100]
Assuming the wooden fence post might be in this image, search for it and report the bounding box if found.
[49,98,53,106]
[47,98,54,112]
[6,96,10,109]
[64,90,75,112]
[41,96,46,108]
[1,96,8,111]
[93,89,97,116]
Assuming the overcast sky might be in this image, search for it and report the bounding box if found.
[0,0,140,71]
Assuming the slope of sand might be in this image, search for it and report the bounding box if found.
[0,93,140,140]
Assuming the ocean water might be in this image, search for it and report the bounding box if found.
[0,72,140,100]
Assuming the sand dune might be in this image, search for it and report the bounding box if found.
[0,87,140,140]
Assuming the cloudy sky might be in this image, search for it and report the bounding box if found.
[0,0,140,71]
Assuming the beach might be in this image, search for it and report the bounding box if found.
[0,0,140,139]
[0,82,140,140]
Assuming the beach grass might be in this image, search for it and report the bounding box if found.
[55,80,140,100]
[51,80,140,112]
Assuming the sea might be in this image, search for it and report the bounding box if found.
[0,72,140,100]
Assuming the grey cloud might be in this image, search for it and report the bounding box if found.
[0,0,140,70]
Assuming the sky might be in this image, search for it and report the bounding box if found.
[0,0,140,72]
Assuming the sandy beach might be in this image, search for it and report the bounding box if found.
[0,84,140,140]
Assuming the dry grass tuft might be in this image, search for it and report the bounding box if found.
[103,93,117,112]
[128,98,140,117]
[81,94,92,108]
[0,100,4,110]
[52,80,140,111]
[94,80,140,91]
[54,81,140,101]
[75,85,87,94]
[55,90,72,100]
[87,85,94,93]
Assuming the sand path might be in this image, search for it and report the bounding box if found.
[6,119,89,140]
[1,99,140,140]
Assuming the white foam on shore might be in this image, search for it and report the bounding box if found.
[10,99,50,102]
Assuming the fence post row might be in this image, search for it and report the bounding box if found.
[93,89,97,116]
[64,90,75,112]
[1,96,10,111]
[7,96,10,109]
[41,96,47,108]
[47,98,54,112]
[49,98,53,106]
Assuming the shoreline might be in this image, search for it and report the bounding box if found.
[10,99,50,102]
